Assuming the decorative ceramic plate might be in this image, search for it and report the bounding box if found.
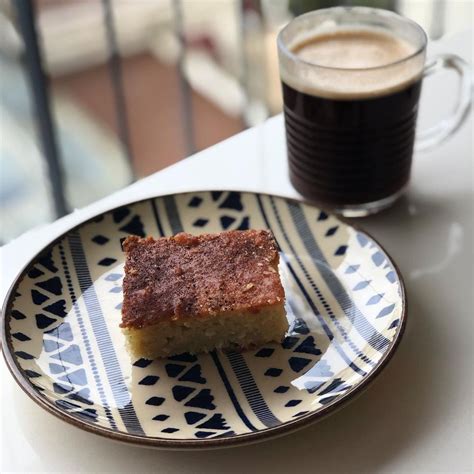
[2,191,406,449]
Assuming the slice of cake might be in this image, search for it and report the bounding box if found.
[121,229,287,359]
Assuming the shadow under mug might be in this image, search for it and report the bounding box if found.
[278,7,472,217]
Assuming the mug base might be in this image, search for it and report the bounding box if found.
[331,186,407,217]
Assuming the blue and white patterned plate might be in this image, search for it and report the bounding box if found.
[2,191,406,448]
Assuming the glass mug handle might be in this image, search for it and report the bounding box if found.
[415,54,472,152]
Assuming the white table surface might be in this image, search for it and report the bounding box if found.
[1,30,473,473]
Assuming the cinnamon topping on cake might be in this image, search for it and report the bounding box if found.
[121,230,284,329]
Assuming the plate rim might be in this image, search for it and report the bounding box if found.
[1,190,407,449]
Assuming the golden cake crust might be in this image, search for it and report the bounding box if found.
[121,230,285,329]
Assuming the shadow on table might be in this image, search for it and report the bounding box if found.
[13,191,470,472]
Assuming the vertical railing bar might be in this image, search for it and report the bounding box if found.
[13,0,68,218]
[240,0,268,127]
[172,0,196,157]
[429,0,446,39]
[239,0,250,129]
[101,0,135,179]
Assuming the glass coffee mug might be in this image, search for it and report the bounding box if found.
[278,7,472,216]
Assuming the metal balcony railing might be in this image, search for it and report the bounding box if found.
[5,0,453,229]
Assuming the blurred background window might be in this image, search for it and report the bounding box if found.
[0,0,472,243]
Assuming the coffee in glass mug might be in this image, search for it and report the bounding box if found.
[278,7,471,216]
